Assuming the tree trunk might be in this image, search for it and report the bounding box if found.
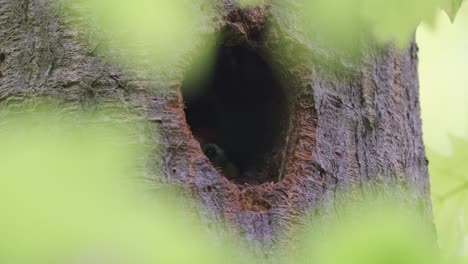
[0,0,431,255]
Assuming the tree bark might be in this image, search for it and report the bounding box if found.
[0,0,431,255]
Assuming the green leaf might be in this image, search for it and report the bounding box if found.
[289,0,441,59]
[0,104,255,264]
[60,0,218,70]
[291,197,439,264]
[442,0,464,22]
[428,137,468,256]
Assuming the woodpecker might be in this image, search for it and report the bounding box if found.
[202,143,240,180]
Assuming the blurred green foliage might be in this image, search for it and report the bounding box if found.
[418,4,468,155]
[442,0,465,21]
[0,104,465,263]
[59,0,219,74]
[290,198,439,264]
[0,114,449,264]
[428,139,468,257]
[0,105,251,264]
[418,3,468,257]
[297,0,441,55]
[59,0,466,75]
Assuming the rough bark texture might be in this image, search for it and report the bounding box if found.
[0,0,431,257]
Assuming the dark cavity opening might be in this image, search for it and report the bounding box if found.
[182,45,288,184]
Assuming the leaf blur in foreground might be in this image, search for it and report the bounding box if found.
[297,0,441,53]
[428,138,468,257]
[0,107,462,263]
[0,106,247,264]
[417,3,468,156]
[418,4,468,257]
[60,0,218,68]
[291,198,440,264]
[442,0,465,22]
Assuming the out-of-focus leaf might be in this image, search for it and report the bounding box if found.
[290,196,439,264]
[361,0,441,46]
[0,104,254,264]
[418,6,468,256]
[417,4,468,155]
[295,0,441,56]
[59,0,219,71]
[442,0,465,22]
[428,137,468,257]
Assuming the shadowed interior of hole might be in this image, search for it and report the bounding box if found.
[182,45,286,183]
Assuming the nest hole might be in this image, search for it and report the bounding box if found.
[182,46,288,184]
[182,45,288,184]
